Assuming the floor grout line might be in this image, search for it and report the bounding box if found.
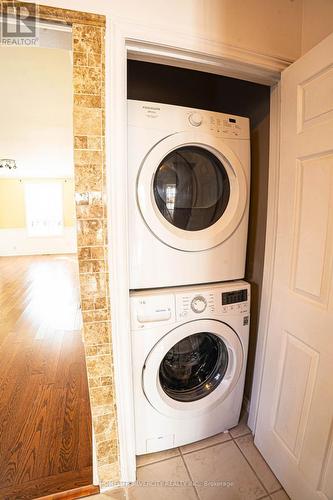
[229,430,252,440]
[270,487,284,495]
[179,447,201,500]
[136,452,181,469]
[231,431,285,498]
[136,429,249,468]
[137,432,235,467]
[180,435,233,456]
[136,429,285,499]
[233,435,272,498]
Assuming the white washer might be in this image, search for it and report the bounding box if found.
[128,100,251,289]
[130,281,250,455]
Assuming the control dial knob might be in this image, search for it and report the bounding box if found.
[188,112,203,127]
[191,295,207,313]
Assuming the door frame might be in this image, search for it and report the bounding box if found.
[106,19,287,483]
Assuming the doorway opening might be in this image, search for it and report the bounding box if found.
[0,32,94,500]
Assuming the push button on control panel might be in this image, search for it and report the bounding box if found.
[222,303,248,314]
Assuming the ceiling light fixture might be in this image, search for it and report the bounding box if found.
[0,159,17,169]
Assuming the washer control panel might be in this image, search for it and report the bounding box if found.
[130,282,250,330]
[176,286,249,321]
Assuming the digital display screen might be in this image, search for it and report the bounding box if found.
[229,118,236,123]
[222,289,247,305]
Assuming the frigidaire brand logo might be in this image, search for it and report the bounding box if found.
[142,106,161,111]
[0,2,39,45]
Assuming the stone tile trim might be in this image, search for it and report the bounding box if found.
[72,22,120,488]
[13,2,106,27]
[16,2,119,489]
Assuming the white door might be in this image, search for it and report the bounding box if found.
[255,33,333,499]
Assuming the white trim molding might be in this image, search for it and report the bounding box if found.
[106,19,137,485]
[127,39,291,86]
[118,18,292,85]
[107,19,285,483]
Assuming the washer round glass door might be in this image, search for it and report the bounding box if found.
[143,319,243,418]
[159,331,229,402]
[137,131,248,252]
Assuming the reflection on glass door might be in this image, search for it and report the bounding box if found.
[153,146,230,231]
[159,332,229,402]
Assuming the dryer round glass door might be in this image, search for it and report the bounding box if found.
[153,146,230,232]
[142,319,244,418]
[137,131,248,252]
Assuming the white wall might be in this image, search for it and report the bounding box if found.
[0,47,73,179]
[301,0,333,54]
[0,46,75,255]
[0,228,77,256]
[30,0,303,62]
[18,1,333,67]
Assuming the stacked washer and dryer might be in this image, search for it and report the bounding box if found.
[128,100,251,454]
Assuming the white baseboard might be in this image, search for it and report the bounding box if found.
[0,227,77,256]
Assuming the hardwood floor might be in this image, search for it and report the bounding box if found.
[0,255,93,499]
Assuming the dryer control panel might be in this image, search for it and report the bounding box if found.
[128,100,250,140]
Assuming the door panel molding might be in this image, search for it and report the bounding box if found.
[290,155,333,306]
[318,418,333,498]
[297,63,333,134]
[273,332,319,461]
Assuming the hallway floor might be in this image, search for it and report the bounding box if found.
[0,255,93,499]
[92,418,289,500]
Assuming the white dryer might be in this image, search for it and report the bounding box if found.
[130,281,250,455]
[128,100,250,289]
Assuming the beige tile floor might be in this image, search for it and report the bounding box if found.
[89,419,289,500]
